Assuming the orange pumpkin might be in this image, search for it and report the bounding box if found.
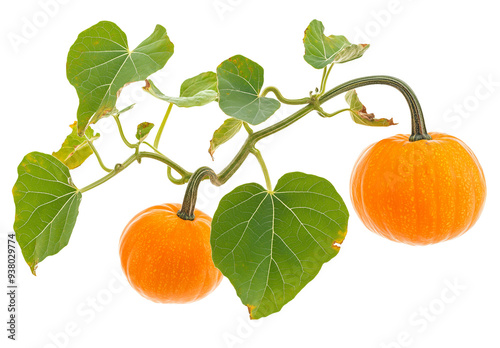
[119,203,222,303]
[350,132,486,245]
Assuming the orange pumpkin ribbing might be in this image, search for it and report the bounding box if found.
[350,132,486,245]
[119,203,222,303]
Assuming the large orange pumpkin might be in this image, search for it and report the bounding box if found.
[119,203,222,303]
[350,132,486,245]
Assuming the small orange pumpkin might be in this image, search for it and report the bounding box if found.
[119,203,222,303]
[350,132,486,245]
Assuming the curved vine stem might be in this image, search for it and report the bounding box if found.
[216,75,430,184]
[319,75,431,141]
[316,106,352,118]
[80,151,191,193]
[260,86,311,105]
[112,115,136,149]
[167,166,188,185]
[215,103,315,184]
[143,140,188,185]
[82,75,430,214]
[85,136,112,173]
[139,152,191,180]
[177,167,221,220]
[80,154,137,193]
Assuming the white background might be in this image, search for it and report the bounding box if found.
[1,0,499,347]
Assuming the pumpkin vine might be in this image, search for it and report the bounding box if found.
[11,19,485,320]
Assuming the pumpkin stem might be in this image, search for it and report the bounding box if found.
[319,75,432,142]
[177,167,221,220]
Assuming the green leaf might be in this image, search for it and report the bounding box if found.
[136,122,155,141]
[345,89,396,127]
[52,122,100,169]
[12,152,82,275]
[143,72,218,107]
[67,21,174,135]
[303,19,369,69]
[116,104,136,115]
[332,43,370,64]
[217,55,280,125]
[180,71,218,98]
[211,172,349,319]
[105,103,136,120]
[209,118,243,160]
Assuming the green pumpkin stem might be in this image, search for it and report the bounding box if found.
[177,167,221,220]
[320,75,432,142]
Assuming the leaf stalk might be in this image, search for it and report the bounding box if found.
[154,102,174,148]
[85,136,112,173]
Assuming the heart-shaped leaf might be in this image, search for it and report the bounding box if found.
[303,19,369,69]
[144,71,218,107]
[136,122,155,141]
[345,89,396,127]
[211,172,349,319]
[67,21,174,135]
[12,152,82,275]
[209,118,243,160]
[53,122,100,169]
[217,55,280,125]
